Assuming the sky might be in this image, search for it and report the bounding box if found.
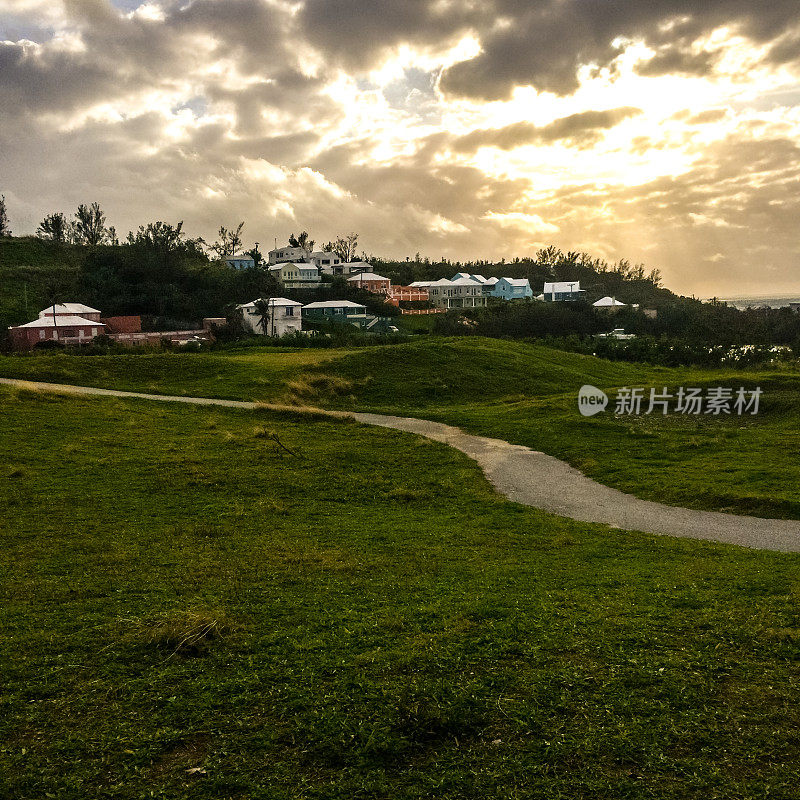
[1,0,799,296]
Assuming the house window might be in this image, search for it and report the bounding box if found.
[39,330,45,339]
[285,307,294,317]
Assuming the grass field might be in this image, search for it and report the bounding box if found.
[3,385,800,799]
[2,337,798,517]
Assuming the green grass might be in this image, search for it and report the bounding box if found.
[2,337,798,517]
[4,386,800,798]
[0,237,84,328]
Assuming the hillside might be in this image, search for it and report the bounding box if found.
[1,337,798,517]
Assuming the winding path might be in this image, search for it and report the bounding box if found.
[3,377,800,553]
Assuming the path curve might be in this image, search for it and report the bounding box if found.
[3,377,799,552]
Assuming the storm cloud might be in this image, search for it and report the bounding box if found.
[1,0,799,295]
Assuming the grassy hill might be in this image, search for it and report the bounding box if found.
[0,237,85,329]
[3,385,800,799]
[1,337,798,517]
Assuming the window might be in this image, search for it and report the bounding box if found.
[39,330,45,340]
[285,307,294,317]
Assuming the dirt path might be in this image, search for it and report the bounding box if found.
[4,377,799,552]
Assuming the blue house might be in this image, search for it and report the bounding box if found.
[491,277,533,300]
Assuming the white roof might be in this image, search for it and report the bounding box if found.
[452,272,472,280]
[409,280,436,288]
[544,281,582,293]
[237,297,302,309]
[302,300,367,310]
[225,255,253,261]
[450,277,483,286]
[39,303,100,316]
[484,276,499,285]
[347,272,389,282]
[470,274,489,283]
[593,296,627,307]
[17,315,106,329]
[498,278,530,287]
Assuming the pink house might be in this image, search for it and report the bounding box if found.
[8,303,106,351]
[347,272,391,295]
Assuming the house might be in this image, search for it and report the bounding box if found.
[268,262,322,289]
[39,302,102,322]
[310,250,342,271]
[9,314,107,351]
[490,277,533,300]
[268,245,309,265]
[387,285,430,306]
[301,300,368,328]
[347,272,391,294]
[543,281,586,302]
[593,296,627,310]
[225,256,255,270]
[427,277,488,309]
[238,297,303,337]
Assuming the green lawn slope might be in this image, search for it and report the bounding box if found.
[1,337,798,517]
[3,386,800,799]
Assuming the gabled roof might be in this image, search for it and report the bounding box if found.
[484,276,499,285]
[593,296,627,307]
[302,300,367,310]
[237,297,302,309]
[450,277,484,286]
[16,315,106,329]
[39,302,100,316]
[347,272,389,282]
[498,278,531,287]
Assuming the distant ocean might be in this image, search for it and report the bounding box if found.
[714,295,800,310]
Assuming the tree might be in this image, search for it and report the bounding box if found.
[74,202,109,246]
[244,243,263,266]
[37,212,68,242]
[328,232,358,262]
[43,281,66,342]
[288,231,314,252]
[252,297,275,337]
[0,195,11,237]
[209,222,244,259]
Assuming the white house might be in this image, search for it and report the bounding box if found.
[425,278,487,309]
[543,281,585,302]
[237,297,303,337]
[268,262,322,289]
[593,296,627,310]
[268,245,309,265]
[310,250,342,271]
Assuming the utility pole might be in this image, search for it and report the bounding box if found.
[23,283,28,318]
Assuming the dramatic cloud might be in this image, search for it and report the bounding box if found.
[1,0,799,294]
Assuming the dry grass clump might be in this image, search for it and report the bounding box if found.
[116,608,240,656]
[286,373,354,400]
